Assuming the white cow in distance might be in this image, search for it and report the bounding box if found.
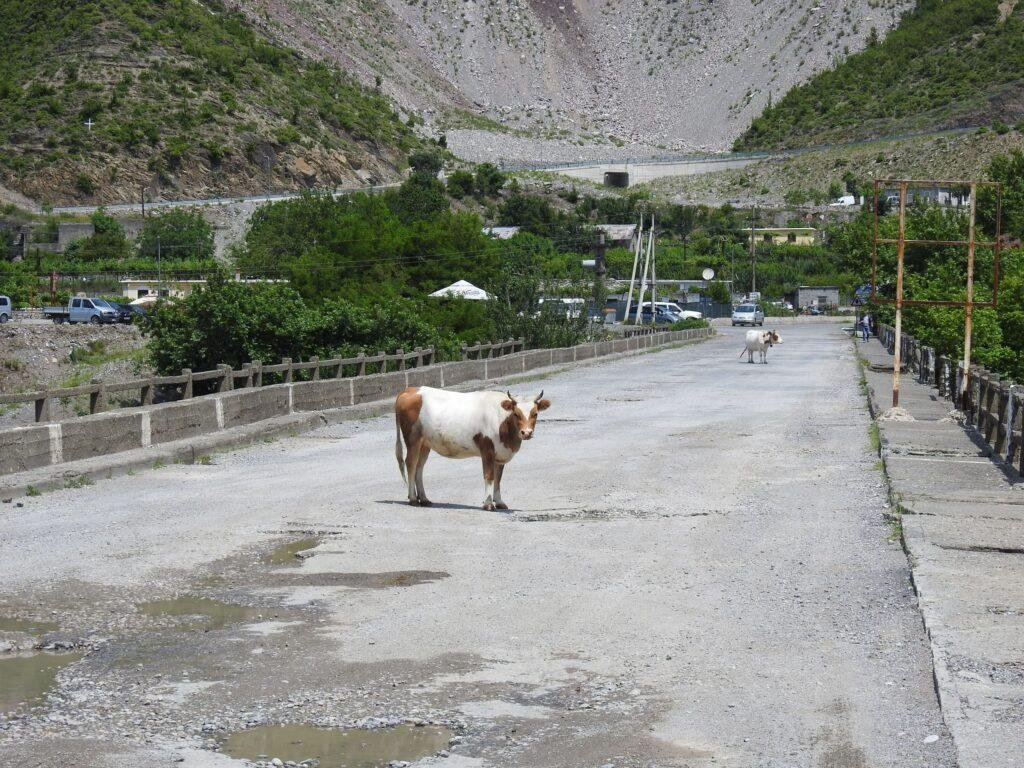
[741,329,782,364]
[394,386,551,511]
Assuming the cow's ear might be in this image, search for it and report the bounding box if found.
[536,398,551,412]
[501,398,516,411]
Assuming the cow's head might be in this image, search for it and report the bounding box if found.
[769,330,783,345]
[501,390,551,441]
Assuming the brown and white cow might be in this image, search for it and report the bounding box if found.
[740,329,783,364]
[394,386,550,511]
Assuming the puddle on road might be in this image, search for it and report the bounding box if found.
[0,616,59,634]
[219,723,452,768]
[265,537,321,566]
[266,571,449,589]
[0,651,83,714]
[138,597,265,631]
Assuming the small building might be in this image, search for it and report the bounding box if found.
[595,224,638,250]
[792,286,840,310]
[482,226,521,240]
[120,276,286,300]
[747,227,819,246]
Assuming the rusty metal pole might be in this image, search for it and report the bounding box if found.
[962,182,977,399]
[892,181,908,408]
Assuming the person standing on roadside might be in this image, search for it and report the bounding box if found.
[861,311,872,341]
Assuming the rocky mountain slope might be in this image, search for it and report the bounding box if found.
[0,0,419,206]
[239,0,910,160]
[736,0,1024,150]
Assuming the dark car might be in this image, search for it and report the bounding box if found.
[110,301,145,324]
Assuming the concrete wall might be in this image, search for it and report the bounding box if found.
[0,328,712,476]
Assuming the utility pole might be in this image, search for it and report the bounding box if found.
[650,219,657,312]
[749,207,757,295]
[635,221,654,324]
[623,214,643,323]
[593,231,607,320]
[156,235,162,296]
[141,186,146,218]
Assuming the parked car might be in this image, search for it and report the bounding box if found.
[0,295,11,323]
[639,306,683,325]
[641,301,703,320]
[42,297,119,324]
[108,301,143,324]
[809,306,824,316]
[731,303,764,326]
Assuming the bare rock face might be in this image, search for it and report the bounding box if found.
[288,156,318,184]
[235,0,912,160]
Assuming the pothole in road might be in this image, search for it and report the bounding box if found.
[265,571,450,589]
[0,651,83,715]
[0,616,59,634]
[137,597,268,631]
[265,536,322,566]
[218,723,453,767]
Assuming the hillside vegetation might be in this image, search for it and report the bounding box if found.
[0,0,419,204]
[736,0,1024,150]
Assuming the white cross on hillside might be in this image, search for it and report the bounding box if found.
[84,118,93,131]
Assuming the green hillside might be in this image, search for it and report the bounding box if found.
[0,0,418,204]
[736,0,1024,150]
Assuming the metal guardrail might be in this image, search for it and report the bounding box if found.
[876,323,1023,476]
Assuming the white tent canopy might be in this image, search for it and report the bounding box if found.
[429,280,493,301]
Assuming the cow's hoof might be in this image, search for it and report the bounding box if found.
[408,499,419,507]
[495,502,508,510]
[417,498,433,506]
[483,501,496,511]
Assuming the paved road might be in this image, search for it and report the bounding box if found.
[0,325,955,767]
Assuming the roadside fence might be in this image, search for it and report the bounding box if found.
[876,323,1023,476]
[0,342,536,424]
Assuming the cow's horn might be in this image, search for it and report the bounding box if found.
[534,390,544,402]
[506,390,515,402]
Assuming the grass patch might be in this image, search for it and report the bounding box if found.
[65,474,94,489]
[25,484,41,497]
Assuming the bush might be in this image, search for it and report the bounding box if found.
[137,209,214,261]
[446,169,475,199]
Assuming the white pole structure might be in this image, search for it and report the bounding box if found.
[650,218,658,312]
[634,219,654,324]
[623,213,643,323]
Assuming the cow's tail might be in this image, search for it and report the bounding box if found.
[739,346,748,357]
[395,418,407,483]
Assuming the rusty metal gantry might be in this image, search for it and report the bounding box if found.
[870,179,1003,408]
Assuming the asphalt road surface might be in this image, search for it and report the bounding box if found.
[0,324,955,768]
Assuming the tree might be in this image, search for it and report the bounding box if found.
[705,280,732,304]
[64,208,129,261]
[446,169,475,199]
[980,149,1024,239]
[388,174,449,224]
[408,150,443,176]
[137,209,214,261]
[474,163,506,198]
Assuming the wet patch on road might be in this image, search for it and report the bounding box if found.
[137,597,268,631]
[0,616,59,634]
[265,536,322,566]
[0,651,83,715]
[263,571,450,589]
[219,723,453,767]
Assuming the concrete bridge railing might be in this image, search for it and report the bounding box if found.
[876,323,1023,476]
[0,327,713,477]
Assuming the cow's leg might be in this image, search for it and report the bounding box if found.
[747,349,754,364]
[415,443,431,506]
[404,432,424,505]
[492,463,507,510]
[472,435,498,511]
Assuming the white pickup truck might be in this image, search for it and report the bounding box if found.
[42,297,119,325]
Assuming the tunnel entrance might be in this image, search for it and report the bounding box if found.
[603,170,630,188]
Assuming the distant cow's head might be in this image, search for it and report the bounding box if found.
[501,390,551,441]
[770,330,783,345]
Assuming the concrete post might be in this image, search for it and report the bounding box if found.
[89,378,106,414]
[182,369,193,399]
[311,356,320,381]
[35,390,52,423]
[414,347,423,368]
[218,364,233,392]
[397,350,406,371]
[253,361,263,387]
[995,382,1011,455]
[141,378,154,406]
[357,353,366,377]
[283,358,293,384]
